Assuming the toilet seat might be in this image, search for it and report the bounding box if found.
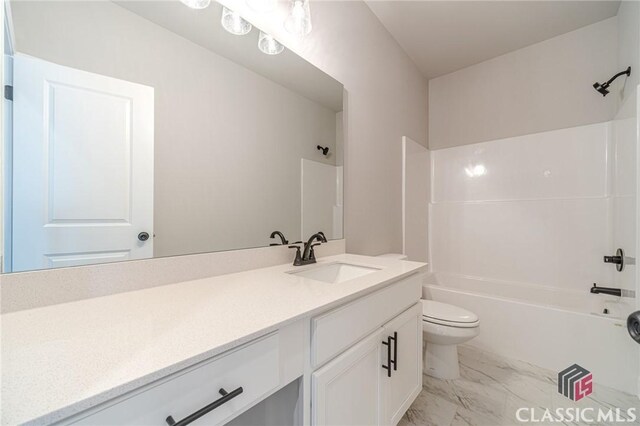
[421,300,479,328]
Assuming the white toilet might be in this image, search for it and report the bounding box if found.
[375,255,480,380]
[421,299,479,380]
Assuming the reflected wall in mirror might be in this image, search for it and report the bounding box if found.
[1,0,344,273]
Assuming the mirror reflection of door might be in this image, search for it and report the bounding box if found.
[10,54,154,272]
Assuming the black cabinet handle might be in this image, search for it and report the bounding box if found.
[382,336,392,377]
[165,387,243,426]
[391,332,398,371]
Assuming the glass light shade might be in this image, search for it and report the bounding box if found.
[246,0,277,13]
[221,6,252,35]
[258,31,285,55]
[284,0,312,36]
[179,0,211,9]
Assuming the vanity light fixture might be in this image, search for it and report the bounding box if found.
[258,31,285,55]
[179,0,211,9]
[221,6,252,35]
[284,0,312,36]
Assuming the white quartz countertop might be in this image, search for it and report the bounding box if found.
[1,254,427,425]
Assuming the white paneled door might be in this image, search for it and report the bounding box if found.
[12,54,154,272]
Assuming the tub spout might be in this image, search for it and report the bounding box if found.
[590,283,622,297]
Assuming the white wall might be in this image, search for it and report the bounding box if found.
[216,0,429,256]
[10,1,339,257]
[430,122,622,294]
[428,17,618,150]
[617,1,640,108]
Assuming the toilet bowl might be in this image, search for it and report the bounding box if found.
[421,300,479,380]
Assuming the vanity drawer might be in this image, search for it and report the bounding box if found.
[73,333,279,426]
[311,273,422,368]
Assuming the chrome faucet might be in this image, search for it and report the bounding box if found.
[289,232,327,266]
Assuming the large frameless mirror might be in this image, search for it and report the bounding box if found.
[1,0,344,273]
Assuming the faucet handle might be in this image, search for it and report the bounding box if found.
[309,243,322,261]
[288,245,303,266]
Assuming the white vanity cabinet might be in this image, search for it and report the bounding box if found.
[312,329,384,426]
[65,321,306,426]
[45,269,423,426]
[311,274,423,426]
[381,303,422,426]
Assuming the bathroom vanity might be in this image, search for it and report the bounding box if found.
[1,254,426,425]
[0,3,425,424]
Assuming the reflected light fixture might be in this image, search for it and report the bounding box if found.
[221,6,252,35]
[284,0,312,36]
[179,0,211,9]
[258,31,285,55]
[464,164,487,178]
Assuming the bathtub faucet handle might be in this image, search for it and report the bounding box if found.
[604,248,625,272]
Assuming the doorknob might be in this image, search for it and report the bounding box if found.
[138,232,150,242]
[628,311,640,344]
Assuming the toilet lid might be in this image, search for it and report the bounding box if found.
[422,300,478,324]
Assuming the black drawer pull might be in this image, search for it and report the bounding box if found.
[390,331,398,371]
[165,386,243,426]
[382,336,392,377]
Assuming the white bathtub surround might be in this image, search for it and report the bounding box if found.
[400,345,640,426]
[430,122,615,292]
[425,273,637,395]
[0,239,345,314]
[402,136,430,262]
[611,90,638,305]
[428,120,638,394]
[0,254,426,425]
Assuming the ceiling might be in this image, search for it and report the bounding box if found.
[366,1,621,79]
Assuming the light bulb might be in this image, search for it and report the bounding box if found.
[179,0,211,9]
[258,31,285,55]
[221,6,252,36]
[284,0,312,36]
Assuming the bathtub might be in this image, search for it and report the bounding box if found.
[423,272,639,395]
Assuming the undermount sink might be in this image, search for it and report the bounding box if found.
[288,262,380,284]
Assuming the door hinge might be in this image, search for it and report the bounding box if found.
[4,85,12,101]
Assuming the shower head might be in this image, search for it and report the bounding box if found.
[317,145,329,156]
[593,82,610,96]
[593,66,631,97]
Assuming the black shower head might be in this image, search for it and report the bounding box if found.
[593,66,631,97]
[593,82,610,96]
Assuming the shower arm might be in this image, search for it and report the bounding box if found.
[603,67,631,87]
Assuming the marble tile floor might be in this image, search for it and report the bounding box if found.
[400,345,640,426]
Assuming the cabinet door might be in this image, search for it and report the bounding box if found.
[312,329,383,426]
[381,303,422,426]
